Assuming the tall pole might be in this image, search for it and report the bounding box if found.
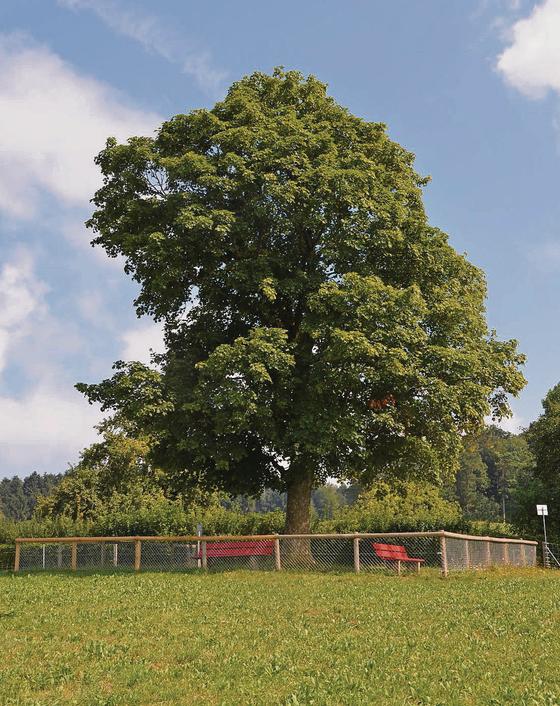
[537,505,549,568]
[542,511,549,569]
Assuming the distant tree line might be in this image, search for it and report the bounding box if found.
[0,472,62,520]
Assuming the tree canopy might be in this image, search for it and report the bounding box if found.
[450,426,533,522]
[78,69,525,533]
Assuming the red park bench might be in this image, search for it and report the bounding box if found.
[372,542,425,574]
[195,540,274,563]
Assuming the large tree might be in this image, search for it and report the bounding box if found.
[78,69,525,534]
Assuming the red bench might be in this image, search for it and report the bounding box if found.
[195,540,274,560]
[372,542,425,574]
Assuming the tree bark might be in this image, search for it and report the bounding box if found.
[284,466,314,563]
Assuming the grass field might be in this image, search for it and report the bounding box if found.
[1,569,559,705]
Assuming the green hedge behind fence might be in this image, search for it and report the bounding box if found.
[0,544,15,571]
[0,489,528,560]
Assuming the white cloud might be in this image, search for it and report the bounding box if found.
[120,321,165,364]
[0,386,100,475]
[0,249,103,476]
[0,249,47,373]
[0,33,160,218]
[58,0,227,94]
[497,0,560,98]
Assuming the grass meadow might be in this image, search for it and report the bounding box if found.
[0,568,559,705]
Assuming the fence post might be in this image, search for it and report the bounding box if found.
[14,541,20,572]
[486,540,491,567]
[113,543,118,568]
[201,540,208,571]
[520,543,527,567]
[440,531,448,577]
[134,540,142,572]
[71,542,77,571]
[502,542,509,565]
[274,536,282,571]
[465,539,470,569]
[353,535,361,573]
[58,544,63,569]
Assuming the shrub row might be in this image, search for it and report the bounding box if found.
[0,544,15,570]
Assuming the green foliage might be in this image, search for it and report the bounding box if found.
[0,543,14,570]
[89,494,285,537]
[35,424,187,522]
[521,383,560,538]
[466,520,521,539]
[317,480,465,533]
[79,68,525,532]
[1,571,558,704]
[449,426,534,523]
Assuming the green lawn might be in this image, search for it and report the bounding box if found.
[1,569,559,705]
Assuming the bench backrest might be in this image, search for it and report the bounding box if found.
[372,542,410,560]
[204,540,274,557]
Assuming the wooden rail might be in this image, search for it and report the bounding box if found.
[13,531,538,545]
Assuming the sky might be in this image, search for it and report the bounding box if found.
[1,0,560,478]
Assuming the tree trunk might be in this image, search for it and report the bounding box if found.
[284,467,314,564]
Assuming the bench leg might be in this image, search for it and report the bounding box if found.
[397,560,401,576]
[416,561,420,574]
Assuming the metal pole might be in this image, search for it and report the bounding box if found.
[197,523,202,569]
[543,514,549,568]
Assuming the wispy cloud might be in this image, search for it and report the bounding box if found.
[0,248,46,374]
[58,0,227,95]
[0,33,160,219]
[527,240,560,272]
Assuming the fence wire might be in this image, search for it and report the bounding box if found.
[543,542,560,569]
[445,537,536,571]
[13,532,537,575]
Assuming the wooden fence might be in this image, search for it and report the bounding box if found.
[13,531,538,576]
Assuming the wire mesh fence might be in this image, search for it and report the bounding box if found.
[543,542,560,569]
[444,535,536,571]
[13,531,537,576]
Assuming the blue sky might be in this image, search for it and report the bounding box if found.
[1,0,559,477]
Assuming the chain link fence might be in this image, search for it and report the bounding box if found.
[444,535,536,571]
[543,542,560,569]
[13,531,537,575]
